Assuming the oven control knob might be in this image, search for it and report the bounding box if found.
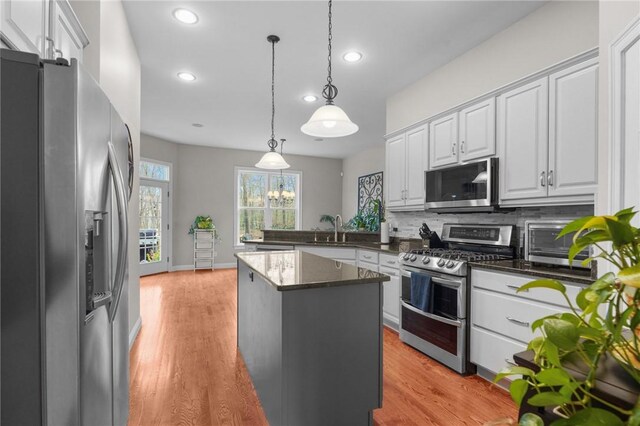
[409,254,417,262]
[446,260,456,269]
[437,259,446,267]
[402,253,411,261]
[421,256,431,264]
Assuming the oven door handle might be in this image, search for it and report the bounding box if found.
[402,267,464,288]
[401,300,463,328]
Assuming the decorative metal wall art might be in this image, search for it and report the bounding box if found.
[357,172,383,213]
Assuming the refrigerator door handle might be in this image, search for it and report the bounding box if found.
[107,140,129,323]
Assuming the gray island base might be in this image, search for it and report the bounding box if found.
[235,250,389,426]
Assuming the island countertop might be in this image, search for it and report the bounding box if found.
[234,250,390,291]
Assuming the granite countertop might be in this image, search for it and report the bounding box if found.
[470,259,595,285]
[243,239,406,254]
[235,250,390,291]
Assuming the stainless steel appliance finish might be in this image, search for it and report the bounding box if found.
[424,158,499,212]
[398,223,515,374]
[1,49,131,426]
[524,220,590,268]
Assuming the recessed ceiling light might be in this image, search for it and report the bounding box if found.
[177,72,196,81]
[303,95,318,103]
[192,123,204,127]
[343,51,362,63]
[173,8,198,24]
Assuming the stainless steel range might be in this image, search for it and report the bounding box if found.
[398,223,515,374]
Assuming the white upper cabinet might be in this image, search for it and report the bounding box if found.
[459,98,496,162]
[385,125,427,210]
[48,1,88,63]
[548,58,598,198]
[429,112,458,169]
[386,135,406,208]
[405,126,427,206]
[498,77,549,202]
[1,0,47,55]
[0,0,88,62]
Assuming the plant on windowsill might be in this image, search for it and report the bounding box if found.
[496,208,640,426]
[188,215,220,240]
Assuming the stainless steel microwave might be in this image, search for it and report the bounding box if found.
[524,220,591,268]
[424,158,498,212]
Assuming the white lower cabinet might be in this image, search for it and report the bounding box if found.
[379,265,400,330]
[470,268,586,378]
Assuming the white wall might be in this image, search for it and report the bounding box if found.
[386,0,599,134]
[597,1,640,217]
[141,134,343,267]
[341,145,385,220]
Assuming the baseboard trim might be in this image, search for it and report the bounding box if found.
[171,263,237,271]
[129,316,142,350]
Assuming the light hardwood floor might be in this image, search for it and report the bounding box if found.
[129,269,517,426]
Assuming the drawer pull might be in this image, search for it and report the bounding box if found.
[506,316,530,327]
[386,260,396,265]
[506,284,528,292]
[505,358,517,367]
[364,255,372,259]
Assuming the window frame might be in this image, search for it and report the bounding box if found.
[234,166,302,247]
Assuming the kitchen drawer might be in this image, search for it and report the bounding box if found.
[379,253,400,268]
[296,246,356,260]
[195,240,214,249]
[358,250,379,264]
[195,259,214,269]
[471,326,526,375]
[195,250,214,259]
[471,268,583,309]
[359,260,378,273]
[471,288,564,344]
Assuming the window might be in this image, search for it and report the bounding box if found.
[140,160,170,181]
[236,168,301,244]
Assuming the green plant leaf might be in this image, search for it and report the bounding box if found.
[558,382,580,399]
[577,326,604,342]
[510,378,529,406]
[590,272,616,290]
[535,368,572,386]
[494,366,535,382]
[568,240,592,265]
[519,412,544,426]
[543,319,579,351]
[519,279,566,294]
[615,207,637,224]
[628,405,640,426]
[604,217,636,246]
[557,216,593,239]
[528,336,544,354]
[576,288,591,310]
[555,407,624,426]
[619,264,640,288]
[544,340,561,367]
[527,391,571,407]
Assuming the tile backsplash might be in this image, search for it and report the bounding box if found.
[387,205,594,256]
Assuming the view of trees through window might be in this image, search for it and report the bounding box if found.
[237,169,300,243]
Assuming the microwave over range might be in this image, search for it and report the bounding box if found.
[424,158,498,212]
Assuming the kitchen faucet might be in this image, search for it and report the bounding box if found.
[334,215,343,242]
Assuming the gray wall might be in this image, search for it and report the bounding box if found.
[141,134,343,267]
[341,145,385,221]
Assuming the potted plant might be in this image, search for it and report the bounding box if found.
[188,215,219,240]
[496,207,640,425]
[371,199,389,243]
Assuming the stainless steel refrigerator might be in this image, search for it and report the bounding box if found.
[1,49,133,426]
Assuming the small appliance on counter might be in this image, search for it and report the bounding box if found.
[524,220,591,268]
[418,223,443,248]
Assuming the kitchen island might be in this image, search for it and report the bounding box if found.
[235,250,389,426]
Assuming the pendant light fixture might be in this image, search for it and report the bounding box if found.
[301,0,358,138]
[256,35,290,170]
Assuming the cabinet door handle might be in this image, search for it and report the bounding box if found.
[506,316,530,327]
[452,142,456,156]
[505,358,517,367]
[540,171,546,187]
[460,140,465,153]
[249,271,254,282]
[547,170,554,186]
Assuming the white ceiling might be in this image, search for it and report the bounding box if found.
[123,0,545,159]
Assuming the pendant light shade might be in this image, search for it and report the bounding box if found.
[301,104,359,138]
[257,35,290,170]
[301,0,358,138]
[255,150,290,169]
